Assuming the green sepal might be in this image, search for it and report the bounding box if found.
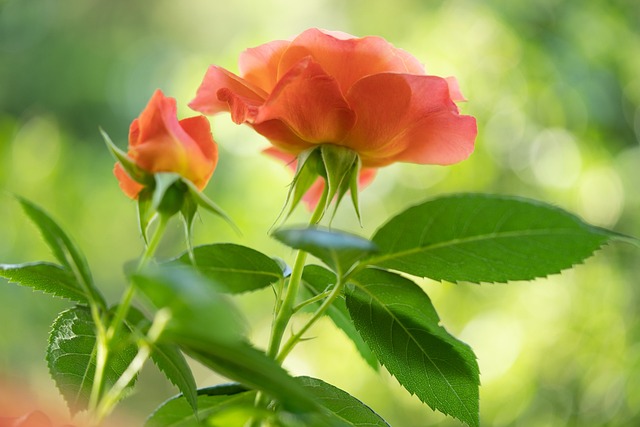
[320,145,358,223]
[100,127,153,186]
[153,173,184,216]
[183,179,239,235]
[285,148,325,219]
[137,188,155,244]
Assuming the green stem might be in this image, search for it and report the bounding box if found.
[94,309,171,422]
[89,215,169,424]
[276,277,345,363]
[266,196,326,358]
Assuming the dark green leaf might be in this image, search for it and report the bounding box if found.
[273,226,377,274]
[369,193,621,283]
[124,308,198,414]
[169,244,283,294]
[0,262,87,303]
[346,269,479,427]
[18,197,105,308]
[298,376,390,427]
[145,384,255,427]
[301,265,378,370]
[47,306,137,414]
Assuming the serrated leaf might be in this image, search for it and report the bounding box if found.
[301,265,378,370]
[368,193,620,283]
[125,308,198,414]
[18,197,105,308]
[47,306,138,414]
[168,244,283,294]
[346,269,479,427]
[0,262,87,303]
[273,226,378,274]
[298,376,390,427]
[145,384,254,427]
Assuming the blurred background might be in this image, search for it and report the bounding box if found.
[1,0,639,425]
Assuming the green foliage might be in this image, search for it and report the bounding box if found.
[346,268,479,427]
[125,308,198,414]
[0,262,88,303]
[146,384,255,427]
[273,226,377,274]
[46,306,137,414]
[170,244,283,294]
[369,194,619,283]
[17,197,105,307]
[301,265,378,370]
[298,376,390,426]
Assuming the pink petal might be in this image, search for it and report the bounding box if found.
[239,40,290,92]
[254,57,356,146]
[277,28,425,94]
[189,66,267,116]
[345,73,476,167]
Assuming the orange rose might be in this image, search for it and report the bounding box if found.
[189,29,476,206]
[114,90,218,199]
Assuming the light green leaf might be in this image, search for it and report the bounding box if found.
[170,244,283,294]
[369,193,623,283]
[18,197,105,308]
[346,269,479,427]
[132,266,247,344]
[47,306,138,414]
[125,308,198,414]
[145,384,255,427]
[273,226,377,274]
[0,262,87,303]
[301,265,378,370]
[298,376,390,427]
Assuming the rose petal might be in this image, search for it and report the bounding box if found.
[254,57,356,146]
[189,66,267,116]
[179,116,218,189]
[277,28,425,93]
[445,76,467,102]
[114,163,144,199]
[345,73,476,167]
[239,40,290,93]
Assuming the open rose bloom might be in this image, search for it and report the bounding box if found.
[190,28,477,208]
[115,89,218,199]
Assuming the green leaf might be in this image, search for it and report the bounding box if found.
[125,308,198,414]
[183,341,319,415]
[145,384,255,427]
[346,269,479,427]
[132,266,247,344]
[100,127,153,186]
[369,193,621,283]
[273,226,378,274]
[169,244,283,294]
[17,197,105,308]
[298,376,390,427]
[0,262,87,303]
[47,306,138,414]
[301,265,378,370]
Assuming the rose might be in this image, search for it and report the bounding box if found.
[114,90,218,199]
[189,28,477,206]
